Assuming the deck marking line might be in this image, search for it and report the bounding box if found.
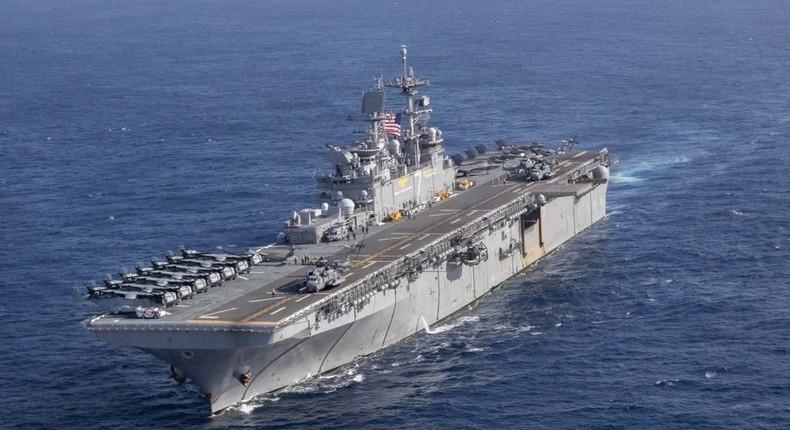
[350,183,521,269]
[249,297,281,303]
[241,297,292,322]
[198,307,238,319]
[572,150,588,158]
[394,186,414,196]
[270,306,287,315]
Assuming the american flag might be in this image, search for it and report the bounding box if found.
[382,113,401,138]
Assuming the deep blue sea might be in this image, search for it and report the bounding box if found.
[2,0,789,428]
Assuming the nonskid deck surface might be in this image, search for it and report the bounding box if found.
[88,150,601,330]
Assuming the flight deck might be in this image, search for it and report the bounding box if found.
[88,149,605,330]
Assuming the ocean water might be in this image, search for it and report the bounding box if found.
[1,0,789,428]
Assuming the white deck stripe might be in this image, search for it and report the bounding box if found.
[270,306,287,315]
[249,297,280,304]
[394,186,414,196]
[198,307,238,319]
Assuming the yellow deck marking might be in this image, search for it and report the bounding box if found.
[240,297,292,323]
[572,151,588,158]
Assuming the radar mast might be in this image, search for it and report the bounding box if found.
[386,45,430,165]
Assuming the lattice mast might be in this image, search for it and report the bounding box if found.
[386,45,430,166]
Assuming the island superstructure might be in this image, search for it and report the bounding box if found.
[83,46,611,414]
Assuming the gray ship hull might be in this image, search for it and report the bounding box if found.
[91,181,607,413]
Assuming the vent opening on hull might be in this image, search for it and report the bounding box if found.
[235,367,252,386]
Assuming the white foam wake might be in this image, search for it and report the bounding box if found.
[611,155,692,184]
[421,315,480,335]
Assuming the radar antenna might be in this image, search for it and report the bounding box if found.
[386,45,431,165]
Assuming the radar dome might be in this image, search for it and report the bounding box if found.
[338,198,355,217]
[388,139,401,156]
[592,165,610,180]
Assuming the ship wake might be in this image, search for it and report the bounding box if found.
[610,155,691,184]
[226,363,366,416]
[420,315,480,335]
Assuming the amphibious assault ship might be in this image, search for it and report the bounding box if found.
[82,46,611,414]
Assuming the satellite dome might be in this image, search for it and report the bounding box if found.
[592,165,610,180]
[388,139,401,155]
[338,198,355,217]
